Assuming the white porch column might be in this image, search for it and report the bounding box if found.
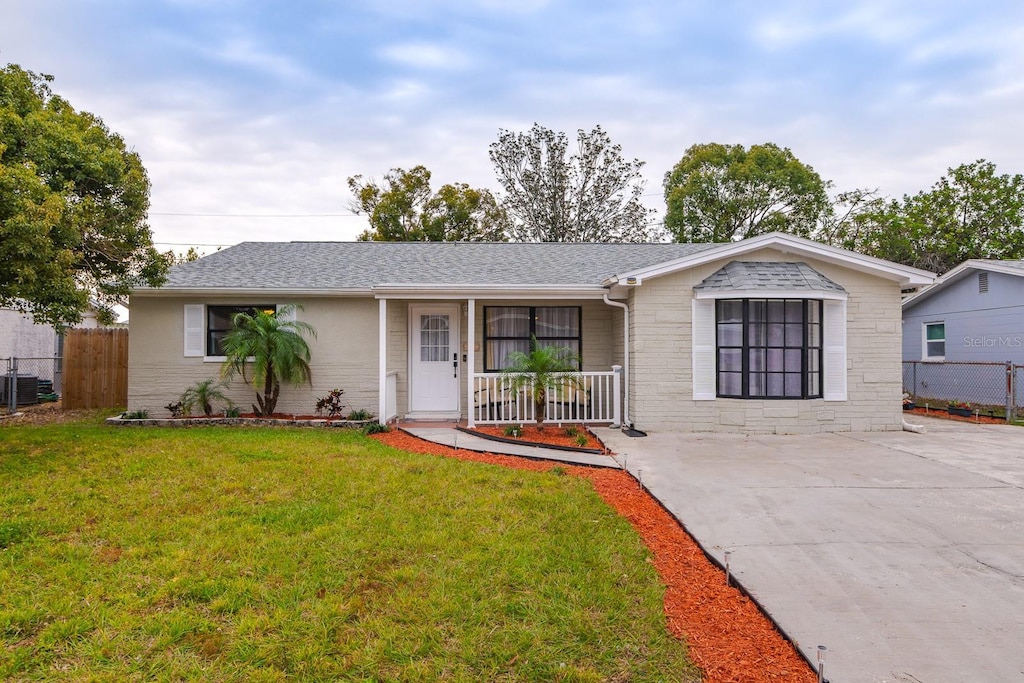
[611,365,622,428]
[466,298,476,427]
[378,298,387,423]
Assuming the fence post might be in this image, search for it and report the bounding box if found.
[912,362,917,401]
[8,357,18,412]
[1008,361,1015,423]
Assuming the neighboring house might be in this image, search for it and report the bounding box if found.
[902,259,1024,364]
[902,260,1024,408]
[0,306,106,360]
[128,232,933,434]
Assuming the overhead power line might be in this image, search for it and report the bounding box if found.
[150,212,362,218]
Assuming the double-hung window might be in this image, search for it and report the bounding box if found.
[716,299,823,399]
[923,322,945,360]
[483,306,581,371]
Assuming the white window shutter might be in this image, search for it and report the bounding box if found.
[823,300,847,401]
[692,299,716,400]
[277,304,296,323]
[183,304,205,357]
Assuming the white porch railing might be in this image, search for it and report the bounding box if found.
[471,368,621,426]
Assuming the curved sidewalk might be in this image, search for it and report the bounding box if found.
[400,426,622,469]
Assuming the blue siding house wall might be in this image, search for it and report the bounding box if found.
[903,263,1024,363]
[902,260,1024,407]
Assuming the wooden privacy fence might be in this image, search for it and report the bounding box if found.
[62,328,128,409]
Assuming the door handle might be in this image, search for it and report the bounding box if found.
[453,353,458,377]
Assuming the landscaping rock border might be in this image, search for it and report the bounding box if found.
[106,416,377,429]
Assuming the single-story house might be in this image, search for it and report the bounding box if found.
[128,232,933,434]
[902,259,1024,364]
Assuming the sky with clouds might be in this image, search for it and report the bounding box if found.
[3,1,1023,252]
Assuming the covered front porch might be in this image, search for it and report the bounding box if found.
[375,292,626,428]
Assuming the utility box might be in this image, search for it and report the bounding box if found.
[1,375,40,407]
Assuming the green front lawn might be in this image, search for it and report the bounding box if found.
[0,417,697,682]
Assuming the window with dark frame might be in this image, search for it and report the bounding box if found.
[206,305,276,356]
[483,306,582,371]
[716,299,822,399]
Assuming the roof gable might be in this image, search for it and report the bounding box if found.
[611,232,934,288]
[903,259,1024,310]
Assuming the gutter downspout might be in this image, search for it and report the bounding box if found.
[603,293,630,428]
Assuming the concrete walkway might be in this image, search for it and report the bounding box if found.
[399,426,621,469]
[602,417,1024,683]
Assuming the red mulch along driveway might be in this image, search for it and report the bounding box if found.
[468,424,606,451]
[904,406,1008,425]
[373,430,816,683]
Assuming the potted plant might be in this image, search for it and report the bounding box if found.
[947,400,973,417]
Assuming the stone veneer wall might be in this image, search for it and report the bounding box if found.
[628,247,904,434]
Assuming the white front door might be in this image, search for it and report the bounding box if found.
[409,305,460,413]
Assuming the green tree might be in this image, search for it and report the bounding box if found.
[0,64,168,327]
[489,123,658,242]
[348,165,507,241]
[220,304,316,417]
[833,161,1024,273]
[663,142,831,243]
[501,338,582,428]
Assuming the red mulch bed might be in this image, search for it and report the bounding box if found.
[469,424,606,451]
[373,429,816,683]
[905,407,1008,425]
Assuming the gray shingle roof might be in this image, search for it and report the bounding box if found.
[694,261,847,294]
[155,241,722,290]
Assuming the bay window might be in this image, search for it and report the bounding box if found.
[716,299,823,399]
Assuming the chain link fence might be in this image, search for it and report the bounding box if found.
[903,360,1020,421]
[2,356,63,413]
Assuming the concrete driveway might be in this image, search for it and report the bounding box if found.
[601,417,1024,683]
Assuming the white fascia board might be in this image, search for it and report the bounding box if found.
[372,284,608,300]
[616,233,936,287]
[694,288,848,301]
[131,287,371,298]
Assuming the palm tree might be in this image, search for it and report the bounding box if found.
[220,304,316,416]
[501,337,582,428]
[180,378,232,416]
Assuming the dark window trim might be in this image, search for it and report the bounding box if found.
[716,298,823,400]
[206,304,276,356]
[482,306,583,372]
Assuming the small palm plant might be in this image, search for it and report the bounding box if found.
[501,337,582,428]
[180,378,233,417]
[220,304,317,417]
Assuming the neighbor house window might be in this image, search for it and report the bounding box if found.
[483,306,581,371]
[924,322,945,360]
[206,305,276,356]
[716,299,822,399]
